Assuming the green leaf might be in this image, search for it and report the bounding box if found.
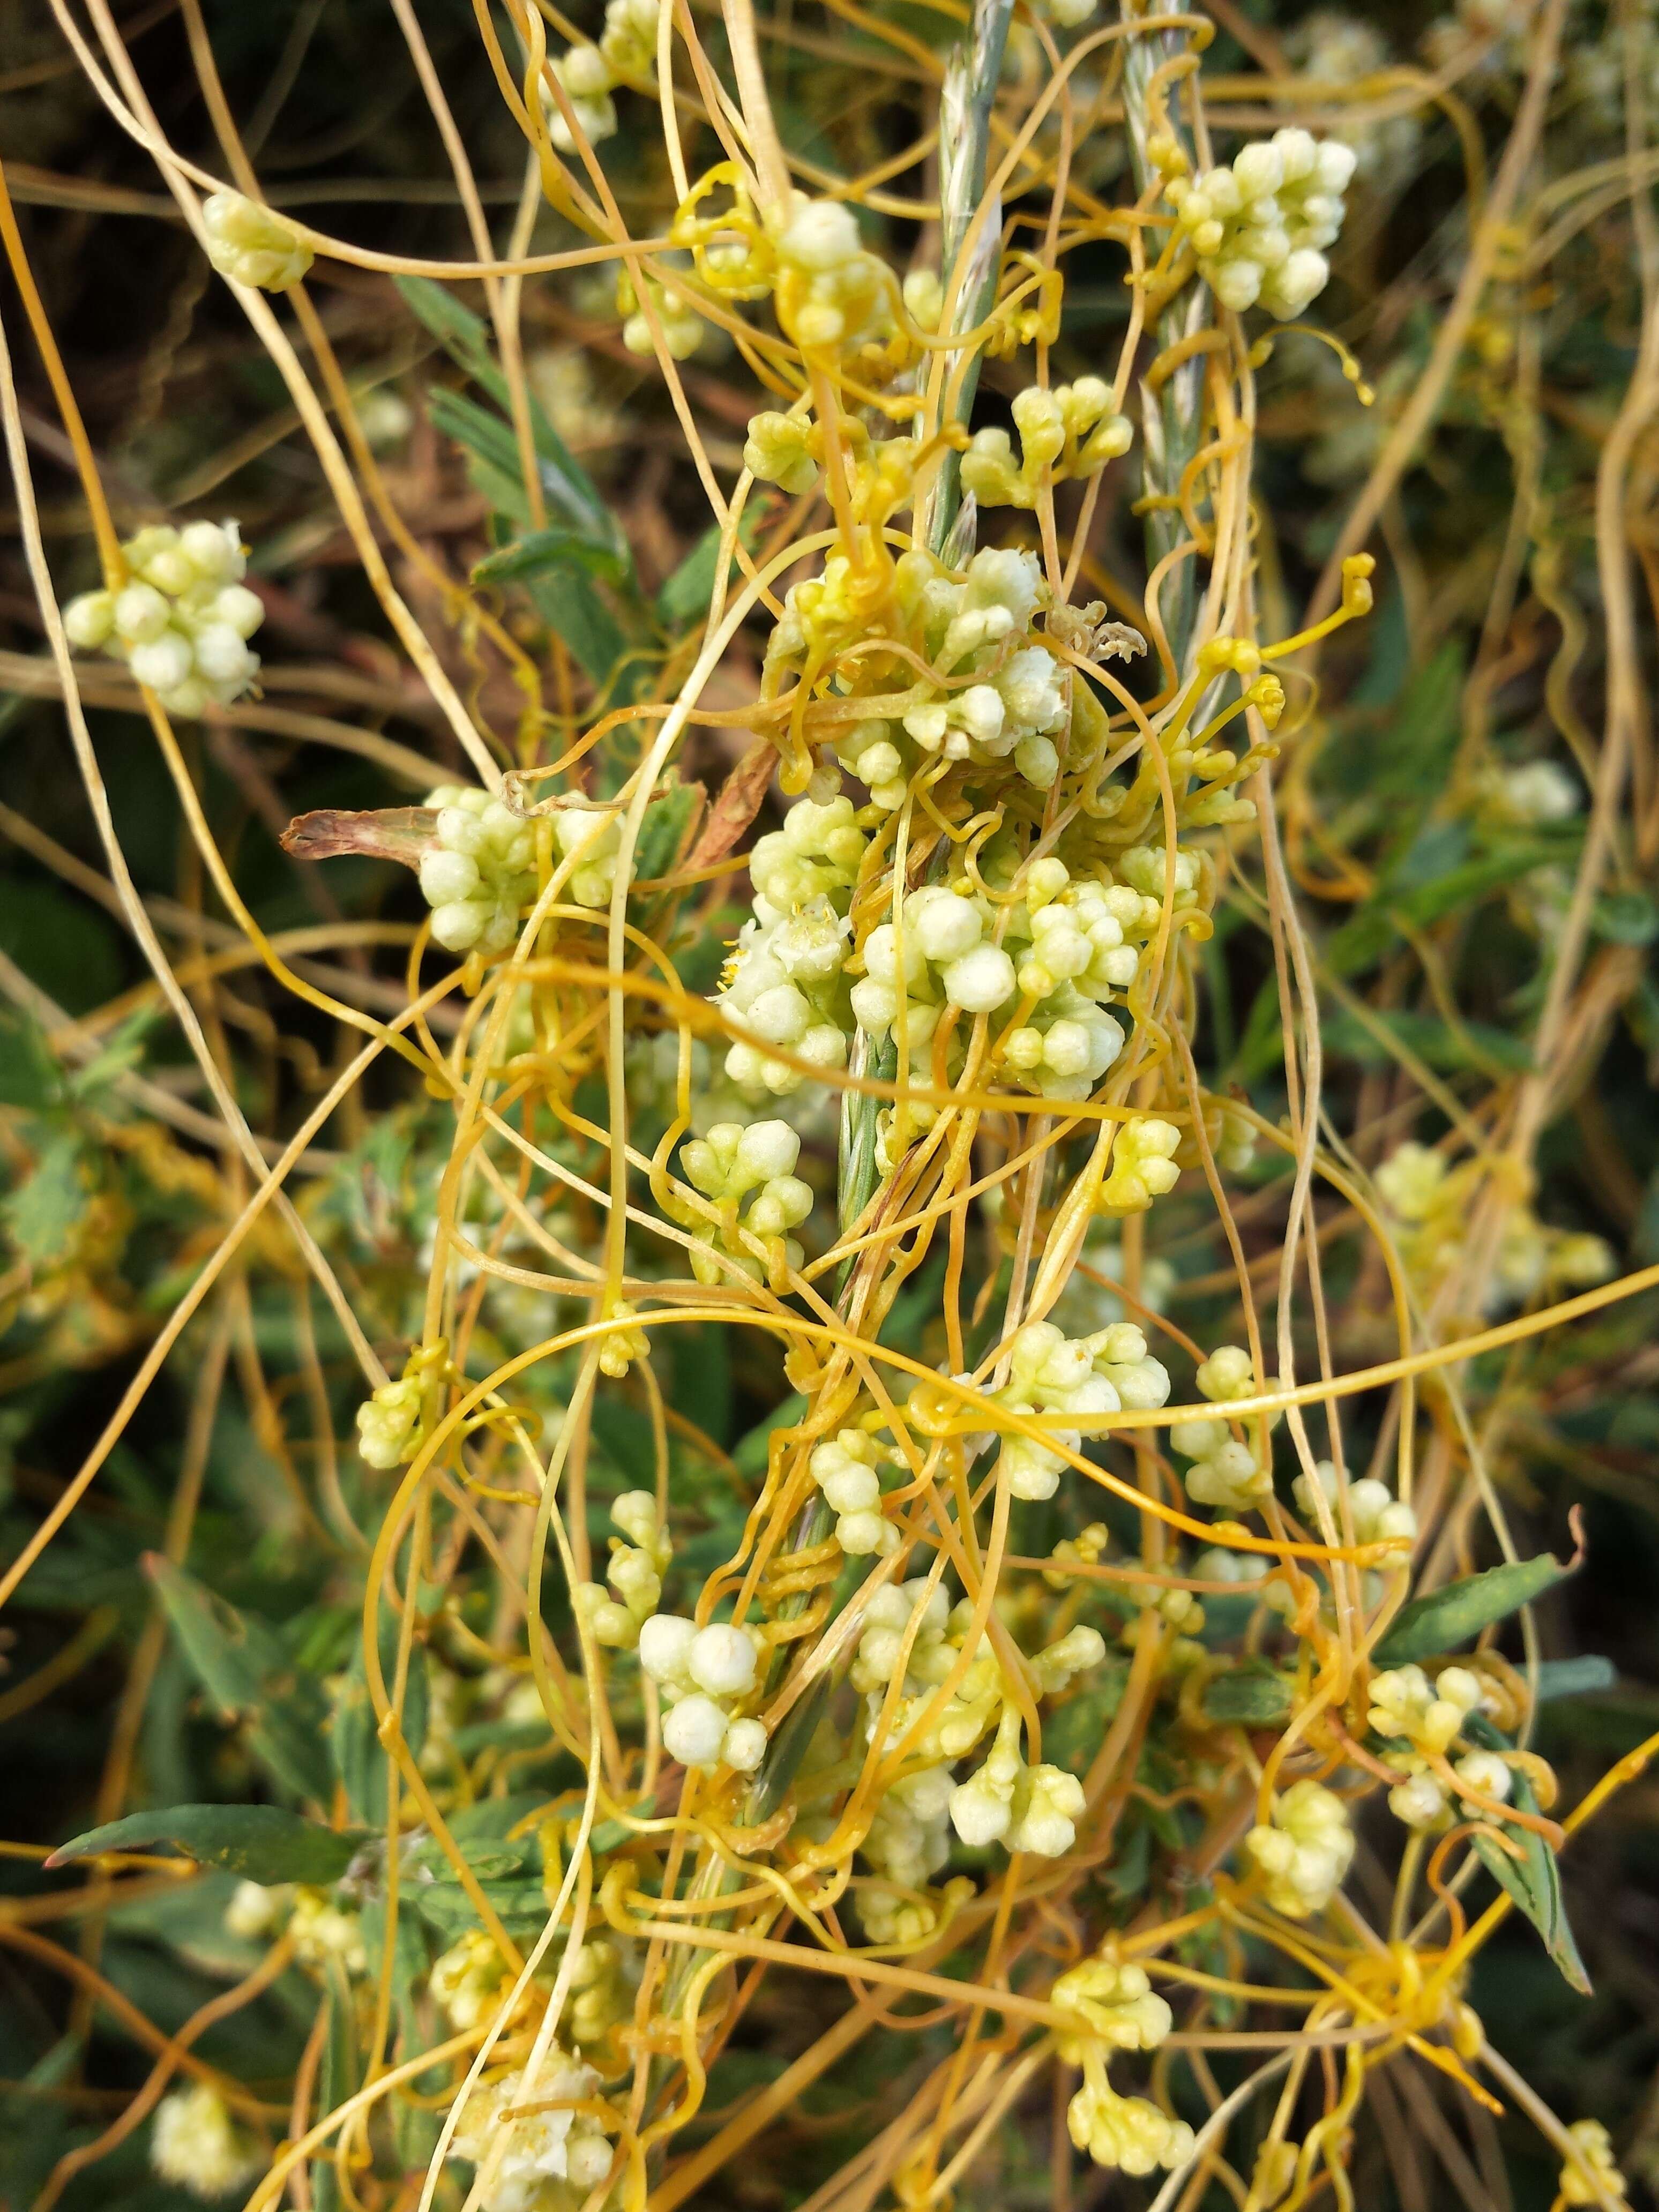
[734,1392,808,1479]
[427,387,539,524]
[473,529,631,589]
[4,1134,88,1264]
[332,1610,429,1828]
[1595,890,1659,946]
[395,275,611,544]
[524,565,633,687]
[1463,1712,1591,1994]
[1533,1655,1617,1700]
[313,1958,361,2212]
[409,1879,549,1942]
[0,1014,62,1110]
[149,1557,335,1804]
[1326,844,1556,980]
[1322,1007,1535,1075]
[657,512,761,630]
[1202,1662,1295,1727]
[47,1804,367,1885]
[1372,1551,1575,1668]
[634,780,701,885]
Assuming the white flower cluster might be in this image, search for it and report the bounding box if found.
[809,1427,900,1555]
[961,380,1133,510]
[1067,2078,1194,2177]
[1367,1663,1511,1829]
[1292,1459,1415,1545]
[201,190,312,290]
[151,2084,261,2200]
[541,0,659,151]
[1054,1958,1192,2176]
[418,785,539,954]
[637,1612,768,1772]
[575,1490,671,1649]
[989,1319,1171,1501]
[64,521,264,719]
[671,1118,814,1284]
[1170,1343,1273,1513]
[714,797,868,1096]
[1166,129,1357,319]
[1475,758,1580,828]
[450,2057,614,2212]
[223,1879,290,1939]
[1244,1780,1355,1918]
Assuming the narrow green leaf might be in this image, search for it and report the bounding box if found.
[395,276,611,543]
[148,1558,334,1804]
[1202,1662,1295,1727]
[1463,1712,1591,1994]
[332,1610,428,1828]
[1533,1655,1617,1701]
[524,568,632,687]
[313,1958,361,2212]
[1372,1551,1575,1667]
[657,512,761,630]
[633,781,701,885]
[473,530,630,588]
[409,1879,549,1942]
[47,1804,366,1885]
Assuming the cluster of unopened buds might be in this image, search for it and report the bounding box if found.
[1170,1343,1274,1513]
[575,1491,671,1648]
[201,190,312,289]
[1244,1780,1356,1917]
[64,521,265,719]
[430,1930,513,2032]
[637,1612,769,1772]
[1163,127,1357,319]
[449,2056,615,2212]
[760,545,1071,805]
[1292,1457,1416,1544]
[771,195,899,356]
[416,786,539,953]
[541,0,659,152]
[616,266,704,359]
[714,796,867,1095]
[667,1118,814,1285]
[851,1579,1103,1899]
[1367,1663,1514,1830]
[1054,1956,1195,2176]
[1376,1140,1614,1311]
[1098,1114,1183,1214]
[946,1694,1089,1857]
[985,1319,1171,1501]
[355,1342,448,1468]
[961,379,1133,509]
[809,1426,900,1555]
